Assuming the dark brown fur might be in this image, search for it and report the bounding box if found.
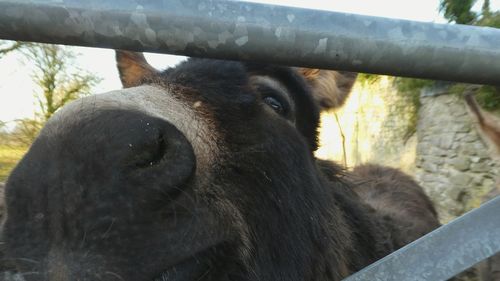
[0,52,439,281]
[317,160,440,250]
[349,164,440,249]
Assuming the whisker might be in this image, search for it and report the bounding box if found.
[1,257,40,265]
[196,266,213,280]
[105,271,125,281]
[101,218,116,238]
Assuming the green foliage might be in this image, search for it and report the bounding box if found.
[476,10,500,27]
[440,0,500,27]
[475,86,500,111]
[440,0,477,24]
[393,78,435,139]
[393,78,434,112]
[450,84,500,111]
[357,73,381,85]
[395,78,434,96]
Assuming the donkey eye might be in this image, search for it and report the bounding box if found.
[263,96,284,114]
[254,82,290,117]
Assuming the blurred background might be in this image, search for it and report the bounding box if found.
[0,0,499,226]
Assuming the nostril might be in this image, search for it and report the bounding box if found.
[124,119,195,177]
[124,120,196,205]
[134,133,168,168]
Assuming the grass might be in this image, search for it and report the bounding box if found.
[0,145,28,182]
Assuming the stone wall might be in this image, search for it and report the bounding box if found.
[415,91,499,223]
[317,79,499,224]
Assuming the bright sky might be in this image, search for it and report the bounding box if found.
[0,0,498,124]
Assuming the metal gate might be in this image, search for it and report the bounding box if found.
[0,1,498,280]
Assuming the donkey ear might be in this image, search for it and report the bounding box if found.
[298,68,357,111]
[116,50,158,88]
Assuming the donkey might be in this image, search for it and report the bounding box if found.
[0,52,439,281]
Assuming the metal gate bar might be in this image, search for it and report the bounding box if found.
[0,0,499,85]
[344,195,500,281]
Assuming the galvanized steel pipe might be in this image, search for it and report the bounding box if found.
[0,0,499,85]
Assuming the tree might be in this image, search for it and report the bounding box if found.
[439,0,477,24]
[22,44,101,122]
[8,119,42,147]
[0,41,26,58]
[0,41,101,144]
[440,0,500,27]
